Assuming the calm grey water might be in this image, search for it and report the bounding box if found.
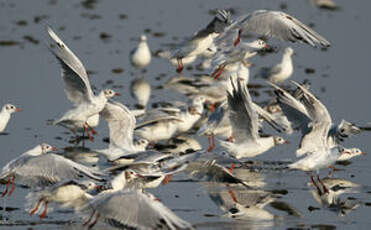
[0,0,371,229]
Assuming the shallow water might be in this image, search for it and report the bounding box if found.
[1,0,371,229]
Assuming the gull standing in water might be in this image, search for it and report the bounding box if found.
[263,47,294,83]
[0,103,21,133]
[219,80,288,159]
[47,27,120,142]
[130,35,151,69]
[171,9,231,73]
[218,10,330,48]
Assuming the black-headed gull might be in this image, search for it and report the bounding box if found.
[95,101,148,161]
[219,80,288,159]
[223,10,330,47]
[211,39,269,80]
[26,180,96,219]
[209,187,300,220]
[135,109,182,143]
[171,9,231,73]
[289,146,350,193]
[0,143,105,197]
[0,104,21,133]
[130,35,151,69]
[270,81,362,157]
[336,147,365,162]
[47,27,120,142]
[263,47,294,83]
[80,190,194,229]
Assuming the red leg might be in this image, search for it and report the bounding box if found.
[2,177,10,197]
[39,201,48,219]
[209,103,215,112]
[212,135,215,148]
[317,176,329,194]
[228,189,238,203]
[213,65,225,79]
[310,175,322,195]
[207,136,212,152]
[229,163,235,173]
[83,210,96,227]
[176,58,184,73]
[85,122,97,135]
[88,212,100,230]
[162,174,173,185]
[30,199,43,216]
[227,133,234,143]
[84,125,94,142]
[233,29,242,47]
[8,176,15,197]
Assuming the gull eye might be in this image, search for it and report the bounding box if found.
[340,128,345,133]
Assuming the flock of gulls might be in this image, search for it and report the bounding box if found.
[0,6,368,230]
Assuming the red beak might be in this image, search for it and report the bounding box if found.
[361,152,366,155]
[52,147,58,151]
[284,140,290,144]
[114,92,121,96]
[265,44,270,49]
[15,108,22,112]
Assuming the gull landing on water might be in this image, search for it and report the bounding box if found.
[171,9,231,73]
[0,143,105,199]
[218,10,330,48]
[47,26,120,142]
[0,104,21,133]
[219,79,288,159]
[211,39,270,80]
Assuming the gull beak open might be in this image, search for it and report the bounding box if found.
[114,92,121,96]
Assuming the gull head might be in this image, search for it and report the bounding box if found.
[140,35,147,41]
[273,136,289,145]
[248,39,270,50]
[135,138,149,151]
[338,120,361,137]
[3,104,21,114]
[266,104,281,114]
[124,169,142,181]
[41,143,58,154]
[346,148,366,156]
[103,89,120,99]
[284,47,294,56]
[79,180,98,191]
